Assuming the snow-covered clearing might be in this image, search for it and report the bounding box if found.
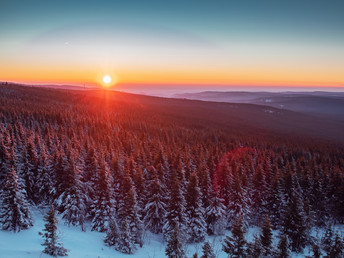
[0,208,342,257]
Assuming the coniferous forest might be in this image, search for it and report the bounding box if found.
[0,84,344,257]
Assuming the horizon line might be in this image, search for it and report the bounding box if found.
[2,80,344,93]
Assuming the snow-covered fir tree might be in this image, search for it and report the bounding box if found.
[205,188,226,235]
[41,206,68,257]
[165,221,186,258]
[226,166,250,228]
[197,163,212,210]
[276,235,290,258]
[247,235,262,258]
[266,172,285,229]
[36,143,54,205]
[280,175,308,252]
[163,171,187,242]
[117,171,143,247]
[222,215,247,257]
[0,167,33,232]
[104,218,120,247]
[0,132,15,189]
[131,167,145,218]
[260,214,273,257]
[325,233,344,258]
[310,178,329,226]
[55,156,88,230]
[53,152,69,199]
[321,224,334,252]
[200,241,216,258]
[82,146,98,207]
[251,163,268,223]
[115,218,136,254]
[310,243,321,258]
[143,176,166,234]
[22,136,40,204]
[185,172,206,243]
[91,158,114,232]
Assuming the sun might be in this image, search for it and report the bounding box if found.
[103,75,112,84]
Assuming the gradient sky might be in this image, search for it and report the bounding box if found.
[1,0,344,89]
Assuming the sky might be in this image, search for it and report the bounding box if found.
[1,0,344,90]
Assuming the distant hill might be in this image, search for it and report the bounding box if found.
[1,83,343,143]
[174,91,344,121]
[0,81,97,91]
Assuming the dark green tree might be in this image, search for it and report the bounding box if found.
[200,241,215,258]
[276,235,290,258]
[0,167,33,232]
[247,235,262,258]
[310,243,321,258]
[280,177,308,252]
[91,158,114,232]
[322,224,334,253]
[118,171,143,247]
[143,176,166,234]
[115,218,136,254]
[260,215,273,256]
[163,171,186,242]
[165,221,186,258]
[41,206,68,257]
[223,216,247,258]
[325,233,344,258]
[104,219,119,247]
[185,172,206,243]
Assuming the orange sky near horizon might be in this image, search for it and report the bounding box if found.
[1,63,344,89]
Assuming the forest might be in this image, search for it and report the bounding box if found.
[0,84,344,257]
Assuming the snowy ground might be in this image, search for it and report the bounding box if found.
[0,208,341,257]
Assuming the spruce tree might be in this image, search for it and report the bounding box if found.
[247,235,262,258]
[251,164,268,223]
[104,219,119,247]
[37,143,54,205]
[143,176,166,234]
[280,178,308,252]
[260,215,273,257]
[205,188,226,235]
[165,221,186,258]
[200,241,216,258]
[55,156,88,229]
[0,167,33,232]
[266,173,284,229]
[0,134,14,189]
[22,137,40,204]
[222,216,247,258]
[53,149,74,200]
[82,146,98,185]
[227,170,250,228]
[91,158,114,232]
[276,235,290,258]
[82,146,98,214]
[310,243,321,258]
[325,233,344,258]
[115,218,136,254]
[321,224,334,253]
[117,172,143,247]
[41,206,68,257]
[163,171,187,242]
[132,168,145,217]
[198,163,212,209]
[185,172,206,243]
